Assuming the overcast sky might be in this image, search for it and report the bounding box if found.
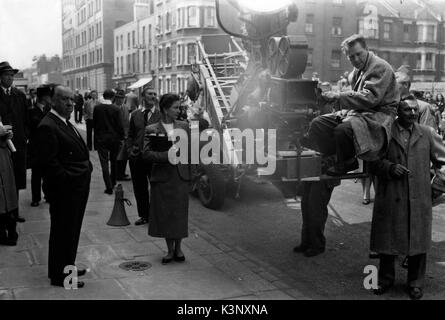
[0,0,62,70]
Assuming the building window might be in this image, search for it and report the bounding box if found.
[149,50,152,70]
[149,25,152,44]
[166,78,171,92]
[416,53,422,69]
[358,18,378,39]
[132,31,136,47]
[133,52,137,72]
[166,46,172,66]
[142,26,146,45]
[332,17,342,36]
[176,43,183,65]
[166,11,172,33]
[188,6,199,27]
[116,36,119,52]
[121,57,123,75]
[127,54,131,73]
[143,51,147,73]
[120,35,123,51]
[95,0,101,12]
[305,14,314,34]
[383,23,391,40]
[403,24,410,42]
[156,15,163,34]
[307,49,313,67]
[158,47,163,67]
[187,43,196,64]
[116,57,119,74]
[204,7,216,27]
[158,78,163,94]
[331,50,341,68]
[426,25,435,42]
[426,53,433,70]
[128,33,131,48]
[150,0,154,14]
[177,8,183,29]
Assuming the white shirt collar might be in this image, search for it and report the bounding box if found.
[50,109,68,124]
[102,99,112,105]
[1,86,11,94]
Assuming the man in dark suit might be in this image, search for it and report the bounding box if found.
[36,85,92,288]
[28,85,52,207]
[0,61,29,223]
[27,88,37,109]
[73,89,84,124]
[93,89,125,194]
[127,87,160,225]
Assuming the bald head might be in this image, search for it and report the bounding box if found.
[395,71,411,99]
[52,85,74,120]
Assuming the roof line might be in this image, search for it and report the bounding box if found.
[377,0,399,18]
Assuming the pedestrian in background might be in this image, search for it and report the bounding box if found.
[93,89,125,195]
[73,89,84,124]
[83,90,99,151]
[125,89,139,113]
[370,97,445,300]
[0,120,18,246]
[28,85,52,207]
[0,61,29,223]
[435,93,445,114]
[143,93,191,264]
[127,88,161,226]
[114,89,131,181]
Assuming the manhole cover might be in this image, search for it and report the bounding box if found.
[119,261,152,271]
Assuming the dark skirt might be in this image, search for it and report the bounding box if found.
[0,145,18,214]
[148,169,189,239]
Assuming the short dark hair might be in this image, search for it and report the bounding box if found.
[401,94,416,102]
[341,34,367,53]
[103,89,115,100]
[142,87,156,96]
[159,93,180,114]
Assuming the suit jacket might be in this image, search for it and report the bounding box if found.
[0,86,30,189]
[127,107,161,159]
[93,102,125,146]
[142,120,191,182]
[36,112,92,195]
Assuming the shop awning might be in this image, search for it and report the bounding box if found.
[128,77,152,89]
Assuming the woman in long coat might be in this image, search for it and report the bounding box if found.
[0,121,18,245]
[143,93,191,264]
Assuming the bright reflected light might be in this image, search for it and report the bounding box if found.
[236,0,292,13]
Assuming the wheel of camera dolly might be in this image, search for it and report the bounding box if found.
[267,37,281,75]
[197,164,226,210]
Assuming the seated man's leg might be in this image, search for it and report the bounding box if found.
[326,121,358,175]
[307,114,339,156]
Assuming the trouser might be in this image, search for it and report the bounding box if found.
[31,165,44,203]
[308,114,355,164]
[74,107,83,122]
[0,209,18,242]
[48,175,90,281]
[300,181,335,251]
[86,119,94,150]
[378,254,427,288]
[97,142,120,191]
[129,156,151,220]
[116,142,128,179]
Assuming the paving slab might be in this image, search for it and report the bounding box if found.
[86,228,134,245]
[12,279,133,300]
[117,268,247,300]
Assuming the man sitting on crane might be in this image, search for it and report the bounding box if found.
[306,34,399,176]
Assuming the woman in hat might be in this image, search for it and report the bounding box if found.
[143,93,191,264]
[0,120,19,245]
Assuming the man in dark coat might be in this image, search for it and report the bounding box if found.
[36,85,92,288]
[28,85,52,207]
[127,87,160,225]
[93,89,125,194]
[307,34,399,176]
[370,97,445,300]
[0,61,29,223]
[114,89,131,181]
[73,89,84,124]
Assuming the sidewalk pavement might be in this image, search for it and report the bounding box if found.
[0,121,306,300]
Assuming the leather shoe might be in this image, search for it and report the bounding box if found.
[135,218,148,226]
[373,283,393,295]
[31,201,40,207]
[303,248,325,257]
[368,251,379,259]
[293,245,307,253]
[15,215,26,223]
[51,279,85,288]
[161,257,174,265]
[104,189,113,195]
[77,269,87,277]
[174,254,186,262]
[408,287,423,300]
